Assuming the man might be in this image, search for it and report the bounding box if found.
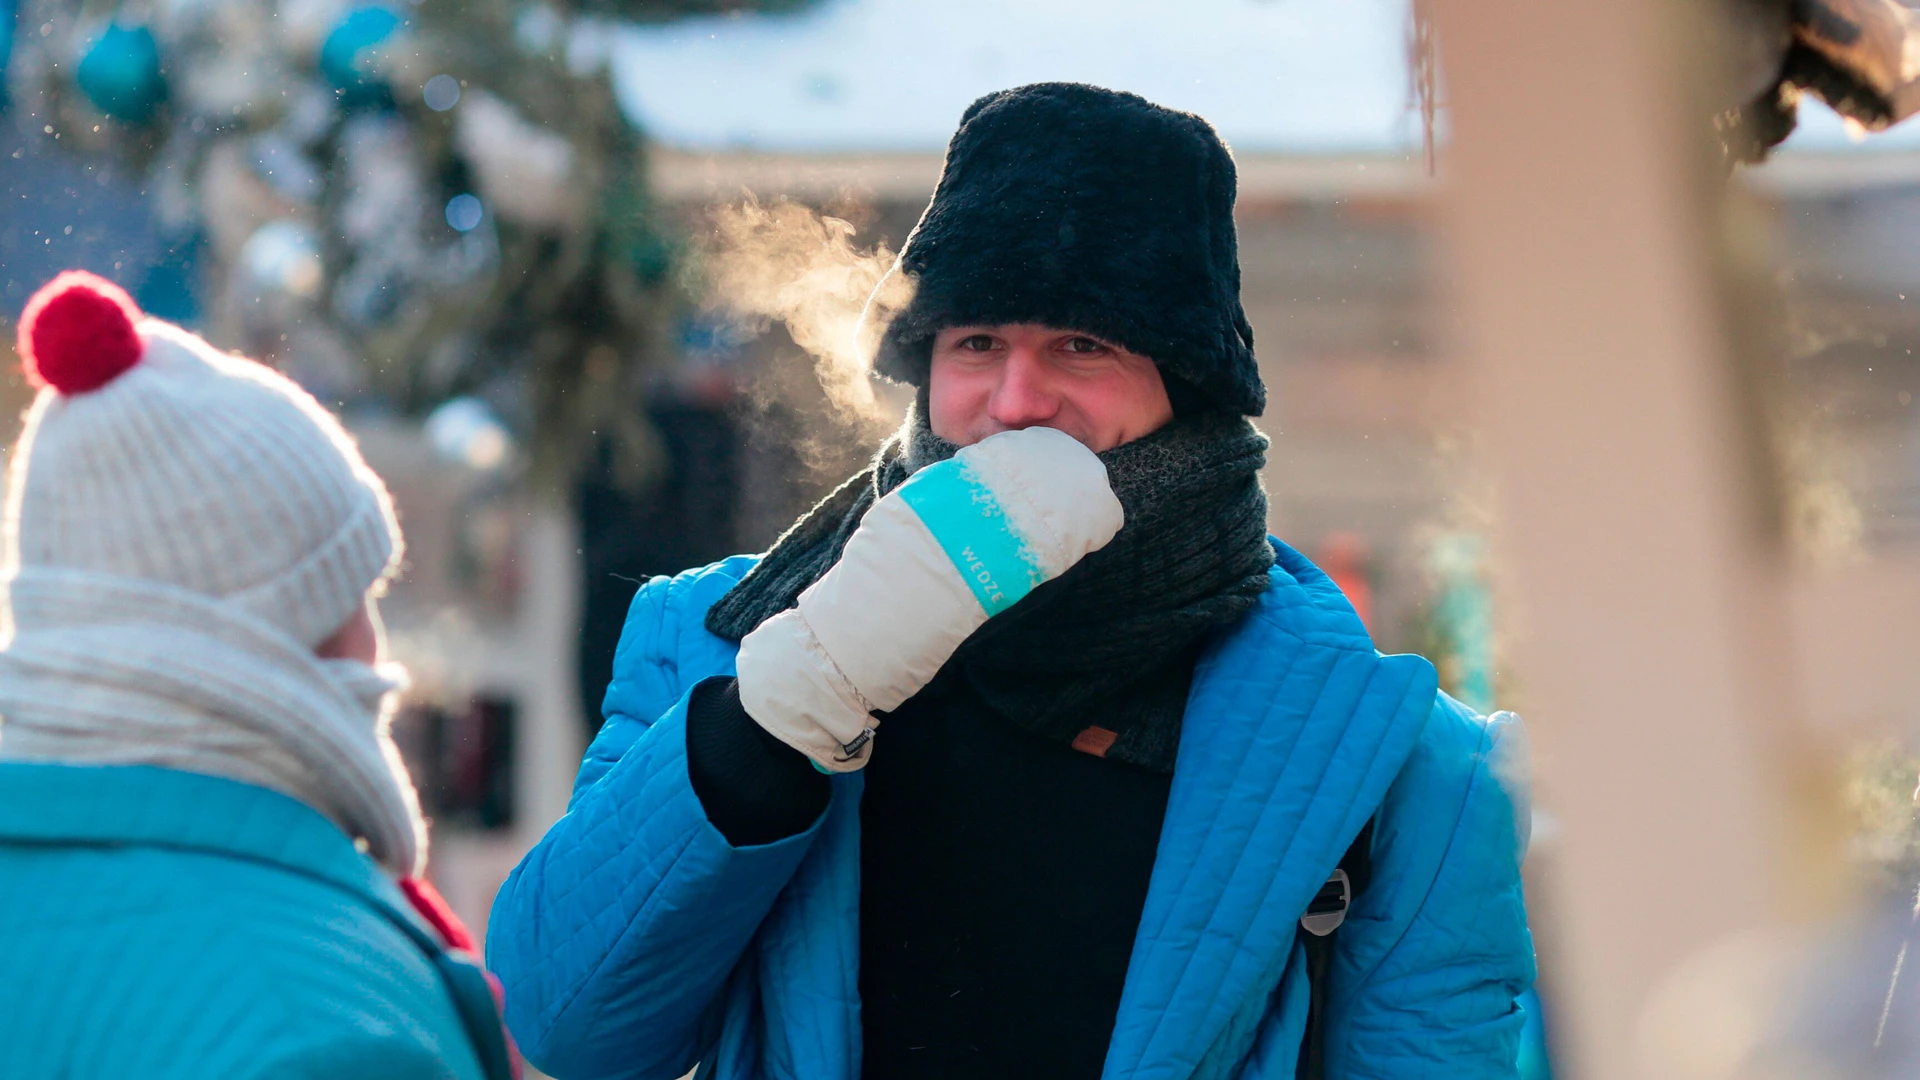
[488,83,1534,1080]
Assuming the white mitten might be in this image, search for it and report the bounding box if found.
[735,426,1124,772]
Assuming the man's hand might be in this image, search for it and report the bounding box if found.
[735,426,1124,772]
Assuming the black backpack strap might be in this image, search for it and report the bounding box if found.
[1298,817,1375,1080]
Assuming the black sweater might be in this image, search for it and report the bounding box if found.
[686,674,1175,1079]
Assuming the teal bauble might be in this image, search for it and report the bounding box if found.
[319,6,404,108]
[76,24,167,124]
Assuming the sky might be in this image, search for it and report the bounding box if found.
[608,0,1912,156]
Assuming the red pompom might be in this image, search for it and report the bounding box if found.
[16,270,145,394]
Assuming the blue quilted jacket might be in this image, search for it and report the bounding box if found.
[0,763,487,1079]
[488,540,1535,1079]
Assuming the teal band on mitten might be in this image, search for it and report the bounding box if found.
[895,458,1047,617]
[737,426,1120,771]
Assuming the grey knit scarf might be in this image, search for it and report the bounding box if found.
[706,409,1275,772]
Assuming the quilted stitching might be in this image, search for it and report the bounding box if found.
[487,545,1534,1080]
[1103,591,1438,1079]
[1326,707,1535,1078]
[0,765,486,1079]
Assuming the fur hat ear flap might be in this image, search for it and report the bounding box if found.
[869,82,1266,418]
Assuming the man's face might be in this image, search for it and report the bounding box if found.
[926,324,1174,452]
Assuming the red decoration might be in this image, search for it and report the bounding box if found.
[398,875,479,953]
[1317,531,1375,630]
[16,271,145,394]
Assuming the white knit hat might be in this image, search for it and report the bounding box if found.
[5,271,401,645]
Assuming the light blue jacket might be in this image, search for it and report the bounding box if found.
[489,541,1535,1079]
[0,762,489,1080]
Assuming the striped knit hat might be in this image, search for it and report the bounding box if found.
[6,271,401,646]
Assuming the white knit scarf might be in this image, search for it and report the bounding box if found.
[0,567,427,876]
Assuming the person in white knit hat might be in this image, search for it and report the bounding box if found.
[0,271,517,1080]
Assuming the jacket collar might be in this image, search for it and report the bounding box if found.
[1102,540,1438,1080]
[0,761,401,911]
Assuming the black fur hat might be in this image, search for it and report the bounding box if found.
[867,82,1263,417]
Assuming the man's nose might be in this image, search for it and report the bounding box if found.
[985,346,1061,428]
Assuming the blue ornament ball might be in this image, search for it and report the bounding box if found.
[76,24,167,125]
[445,194,483,232]
[319,6,405,108]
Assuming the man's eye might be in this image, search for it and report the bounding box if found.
[958,334,997,351]
[1062,337,1109,354]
